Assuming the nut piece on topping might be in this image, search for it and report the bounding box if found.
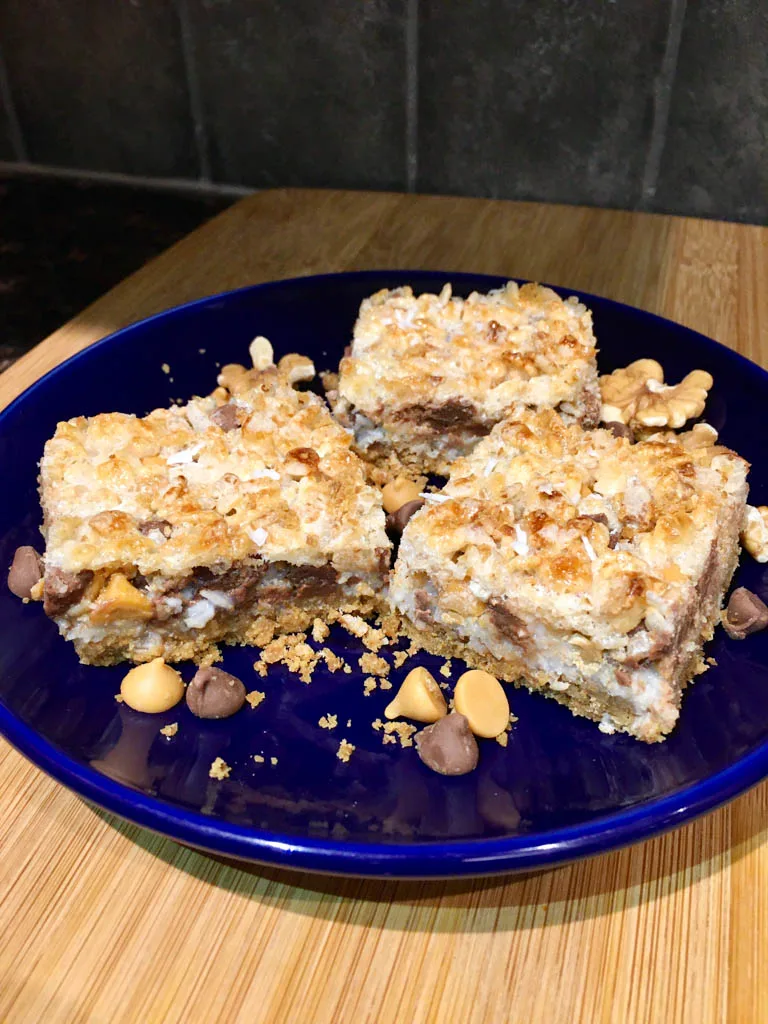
[741,505,768,562]
[453,669,510,738]
[249,335,274,371]
[278,353,315,386]
[7,545,43,599]
[386,498,425,533]
[415,713,479,775]
[90,573,153,625]
[382,476,422,514]
[186,666,246,719]
[599,358,713,429]
[724,588,768,639]
[120,658,184,713]
[384,666,447,723]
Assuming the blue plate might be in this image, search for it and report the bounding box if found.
[2,270,768,879]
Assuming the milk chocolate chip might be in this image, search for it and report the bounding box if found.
[724,587,768,639]
[604,421,634,442]
[186,666,246,719]
[415,713,479,775]
[7,545,43,599]
[210,403,240,431]
[386,499,425,534]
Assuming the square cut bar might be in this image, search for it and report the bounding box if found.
[327,282,601,477]
[390,409,749,742]
[39,358,390,666]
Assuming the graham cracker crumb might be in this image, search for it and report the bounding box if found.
[249,617,276,648]
[359,652,389,677]
[495,731,508,747]
[321,649,345,672]
[363,676,378,696]
[342,664,352,674]
[379,612,403,640]
[253,661,268,678]
[378,721,417,748]
[406,640,422,657]
[337,739,355,763]
[362,626,388,652]
[440,659,452,678]
[706,656,718,667]
[114,693,124,703]
[311,618,330,643]
[253,755,265,763]
[372,718,383,731]
[439,681,450,690]
[209,757,231,780]
[160,722,178,738]
[346,719,352,728]
[338,613,368,638]
[319,713,338,730]
[393,650,409,669]
[161,362,171,374]
[246,690,266,709]
[380,679,392,690]
[270,757,278,766]
[258,632,321,683]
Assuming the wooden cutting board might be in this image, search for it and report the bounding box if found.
[1,189,767,1024]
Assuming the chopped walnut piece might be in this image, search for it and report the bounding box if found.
[742,505,768,562]
[599,358,713,429]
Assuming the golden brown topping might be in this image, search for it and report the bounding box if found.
[599,358,713,429]
[742,505,768,562]
[384,666,447,723]
[382,476,422,514]
[453,669,510,738]
[120,658,184,713]
[90,573,153,625]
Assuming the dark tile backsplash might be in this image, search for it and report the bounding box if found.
[185,0,408,190]
[0,0,198,177]
[653,0,768,224]
[0,0,765,224]
[417,0,670,209]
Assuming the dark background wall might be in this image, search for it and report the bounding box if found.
[0,0,766,225]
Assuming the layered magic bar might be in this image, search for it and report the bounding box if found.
[390,409,748,741]
[327,282,600,476]
[38,356,390,665]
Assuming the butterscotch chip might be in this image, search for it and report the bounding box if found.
[382,477,422,514]
[415,714,479,775]
[453,670,510,738]
[120,658,184,713]
[384,666,447,723]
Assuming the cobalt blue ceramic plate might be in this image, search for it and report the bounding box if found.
[2,270,768,879]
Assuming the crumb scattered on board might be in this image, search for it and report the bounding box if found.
[209,757,231,780]
[336,739,355,763]
[253,755,265,763]
[359,652,389,677]
[440,659,452,678]
[319,713,338,730]
[363,676,378,696]
[372,719,417,748]
[160,722,178,738]
[253,631,348,682]
[270,757,278,766]
[246,690,265,709]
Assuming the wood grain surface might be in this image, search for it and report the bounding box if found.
[1,189,767,1024]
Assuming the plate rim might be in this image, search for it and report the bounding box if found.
[2,268,768,879]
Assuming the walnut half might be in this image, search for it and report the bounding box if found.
[600,359,713,430]
[741,505,768,563]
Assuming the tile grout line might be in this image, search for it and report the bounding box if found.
[405,0,419,192]
[0,40,28,162]
[174,0,213,182]
[639,0,687,207]
[0,160,254,197]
